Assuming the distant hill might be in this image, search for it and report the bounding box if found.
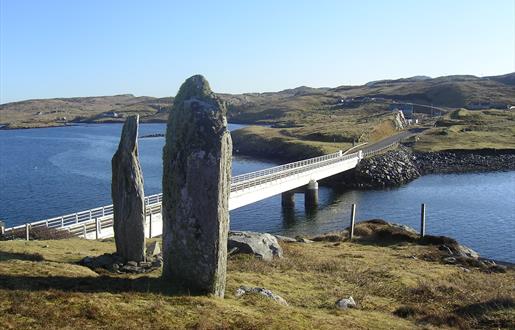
[1,73,513,129]
[0,94,173,129]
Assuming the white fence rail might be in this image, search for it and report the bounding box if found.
[2,141,400,240]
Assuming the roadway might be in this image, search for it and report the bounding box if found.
[361,127,427,155]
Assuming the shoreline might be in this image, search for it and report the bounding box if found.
[0,120,168,131]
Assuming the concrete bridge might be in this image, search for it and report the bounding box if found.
[2,134,408,240]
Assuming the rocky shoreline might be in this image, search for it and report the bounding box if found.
[413,149,515,174]
[323,146,515,189]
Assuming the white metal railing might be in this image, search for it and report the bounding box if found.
[363,141,399,157]
[3,194,162,238]
[231,151,359,192]
[2,142,400,240]
[63,202,163,239]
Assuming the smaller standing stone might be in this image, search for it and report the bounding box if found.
[112,115,146,262]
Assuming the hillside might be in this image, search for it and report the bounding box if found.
[0,94,172,129]
[1,73,513,129]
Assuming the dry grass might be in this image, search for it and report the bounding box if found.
[232,108,402,162]
[0,233,513,329]
[414,109,515,152]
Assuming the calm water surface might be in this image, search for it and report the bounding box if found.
[0,124,513,262]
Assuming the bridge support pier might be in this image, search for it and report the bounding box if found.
[304,180,318,211]
[281,191,296,208]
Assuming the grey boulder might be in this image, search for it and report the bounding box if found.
[235,286,288,306]
[228,231,283,261]
[336,296,357,309]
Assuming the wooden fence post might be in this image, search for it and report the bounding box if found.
[25,223,30,241]
[420,203,426,237]
[82,224,87,238]
[148,212,153,239]
[349,204,356,240]
[0,221,5,236]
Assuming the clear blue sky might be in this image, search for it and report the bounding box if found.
[1,0,514,103]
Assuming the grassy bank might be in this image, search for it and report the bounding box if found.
[413,109,515,152]
[232,109,400,162]
[1,223,513,329]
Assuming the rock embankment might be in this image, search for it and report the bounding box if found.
[413,149,515,174]
[330,146,420,188]
[327,146,515,188]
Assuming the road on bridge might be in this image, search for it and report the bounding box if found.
[361,127,427,154]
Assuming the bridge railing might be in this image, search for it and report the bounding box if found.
[3,150,362,237]
[231,150,359,192]
[3,193,163,237]
[363,141,399,157]
[232,151,343,185]
[63,202,163,239]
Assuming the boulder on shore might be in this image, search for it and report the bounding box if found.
[228,231,283,261]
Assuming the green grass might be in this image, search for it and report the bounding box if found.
[1,225,514,329]
[414,109,515,152]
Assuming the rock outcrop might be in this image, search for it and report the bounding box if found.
[111,115,146,262]
[162,75,232,297]
[228,231,283,261]
[235,286,288,306]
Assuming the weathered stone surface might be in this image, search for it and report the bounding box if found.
[112,115,146,262]
[295,236,314,243]
[274,235,297,243]
[228,231,283,261]
[162,75,232,297]
[455,244,480,259]
[235,286,288,306]
[79,252,162,274]
[336,296,357,309]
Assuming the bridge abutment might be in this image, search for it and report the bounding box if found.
[304,180,318,211]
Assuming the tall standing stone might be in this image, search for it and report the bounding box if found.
[162,75,232,297]
[112,115,146,262]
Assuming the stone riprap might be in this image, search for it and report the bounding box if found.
[111,115,146,262]
[162,75,232,297]
[413,150,515,174]
[331,146,420,188]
